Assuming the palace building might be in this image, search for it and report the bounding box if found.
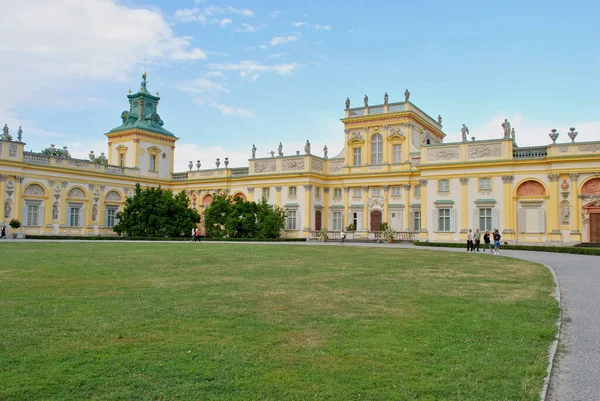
[2,73,600,244]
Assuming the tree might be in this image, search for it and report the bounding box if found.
[113,183,200,237]
[203,194,286,239]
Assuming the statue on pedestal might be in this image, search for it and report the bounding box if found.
[17,126,22,142]
[251,144,257,159]
[278,142,283,157]
[437,115,443,125]
[461,124,470,142]
[323,145,328,159]
[305,140,311,155]
[502,119,511,139]
[404,89,410,102]
[364,95,368,107]
[345,97,350,110]
[2,124,11,141]
[384,92,388,105]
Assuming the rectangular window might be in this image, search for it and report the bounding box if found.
[106,208,117,228]
[372,187,381,197]
[353,187,362,198]
[353,148,361,166]
[333,212,342,231]
[119,153,125,167]
[414,211,421,231]
[262,187,270,199]
[479,178,492,191]
[393,144,402,163]
[26,204,39,226]
[333,188,342,198]
[438,208,451,232]
[438,180,450,192]
[150,154,156,171]
[414,185,421,197]
[479,208,492,231]
[352,212,358,228]
[288,186,297,197]
[286,210,297,230]
[371,135,383,165]
[391,186,401,196]
[69,206,81,227]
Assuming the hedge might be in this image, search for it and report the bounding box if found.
[413,240,600,256]
[23,235,307,242]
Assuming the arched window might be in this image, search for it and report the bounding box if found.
[371,134,383,165]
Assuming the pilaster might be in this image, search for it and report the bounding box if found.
[59,181,68,228]
[0,175,6,224]
[44,180,54,229]
[382,185,389,224]
[362,186,369,231]
[569,173,581,242]
[459,177,469,239]
[323,188,330,230]
[98,185,106,230]
[133,138,140,168]
[547,173,561,241]
[403,184,411,231]
[343,187,350,228]
[303,185,312,234]
[502,175,515,241]
[275,186,282,207]
[13,176,24,224]
[419,179,428,240]
[246,187,255,202]
[84,184,94,232]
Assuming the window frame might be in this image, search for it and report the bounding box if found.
[393,144,402,164]
[333,188,342,198]
[391,186,401,197]
[25,203,41,227]
[288,186,297,198]
[352,187,362,198]
[262,187,270,199]
[371,134,383,165]
[332,211,343,231]
[479,207,493,231]
[414,211,421,231]
[414,185,421,197]
[286,210,297,230]
[438,208,451,232]
[353,147,362,166]
[479,177,492,191]
[68,203,83,227]
[438,179,450,193]
[149,154,157,171]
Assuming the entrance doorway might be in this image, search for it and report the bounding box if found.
[315,210,322,231]
[590,213,600,243]
[370,210,382,231]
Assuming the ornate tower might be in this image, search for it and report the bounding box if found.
[105,73,178,179]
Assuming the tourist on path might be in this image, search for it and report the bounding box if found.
[340,229,346,245]
[474,228,481,251]
[467,229,473,251]
[483,230,491,252]
[493,229,502,255]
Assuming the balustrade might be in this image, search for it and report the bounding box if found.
[513,146,548,159]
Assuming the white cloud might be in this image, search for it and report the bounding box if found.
[177,78,229,94]
[447,114,600,147]
[174,8,206,23]
[173,143,251,172]
[292,22,309,28]
[208,100,256,117]
[268,53,284,59]
[204,5,254,17]
[293,22,332,30]
[0,0,207,126]
[217,18,232,27]
[203,71,225,78]
[258,44,268,49]
[208,60,300,77]
[270,33,300,46]
[315,24,332,30]
[270,10,281,18]
[235,22,266,33]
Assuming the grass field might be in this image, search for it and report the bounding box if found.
[0,243,558,400]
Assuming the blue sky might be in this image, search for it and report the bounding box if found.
[1,0,599,171]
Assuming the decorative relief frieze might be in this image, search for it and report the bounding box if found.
[579,144,600,153]
[254,160,276,173]
[467,143,502,159]
[106,191,121,202]
[311,159,324,172]
[428,147,459,161]
[67,187,85,199]
[282,158,304,171]
[61,181,68,188]
[198,170,216,177]
[516,180,546,196]
[329,160,344,173]
[8,144,17,157]
[558,146,569,153]
[367,197,385,208]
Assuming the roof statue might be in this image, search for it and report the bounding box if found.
[502,119,511,139]
[305,140,311,155]
[384,92,388,105]
[251,144,257,159]
[364,94,368,107]
[404,89,410,102]
[461,124,469,142]
[345,97,350,110]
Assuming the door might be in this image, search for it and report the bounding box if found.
[590,213,600,243]
[370,210,382,231]
[315,210,322,231]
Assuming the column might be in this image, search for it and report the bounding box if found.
[303,185,312,234]
[246,187,255,202]
[344,129,351,164]
[275,186,282,207]
[323,188,330,230]
[362,186,369,231]
[0,175,6,224]
[382,126,390,164]
[362,128,369,166]
[343,186,350,228]
[13,176,24,224]
[419,179,428,240]
[85,184,94,233]
[403,184,411,231]
[501,175,515,241]
[547,173,561,241]
[44,180,54,230]
[98,185,106,231]
[570,173,581,242]
[382,185,389,224]
[459,177,469,239]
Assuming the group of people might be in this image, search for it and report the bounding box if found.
[466,228,502,255]
[191,227,201,242]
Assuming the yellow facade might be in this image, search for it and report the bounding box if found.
[3,77,600,244]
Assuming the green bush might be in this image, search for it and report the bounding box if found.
[413,241,600,256]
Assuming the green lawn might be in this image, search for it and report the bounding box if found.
[0,243,558,400]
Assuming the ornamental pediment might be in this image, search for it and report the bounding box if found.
[348,132,365,145]
[387,132,405,142]
[116,145,128,152]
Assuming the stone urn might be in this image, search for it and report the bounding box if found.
[568,127,578,143]
[188,161,193,171]
[196,160,201,170]
[216,158,220,168]
[549,129,559,144]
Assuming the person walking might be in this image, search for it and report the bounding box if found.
[195,227,201,242]
[483,230,491,252]
[340,229,346,245]
[493,229,502,255]
[191,227,196,242]
[474,228,481,252]
[467,229,473,252]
